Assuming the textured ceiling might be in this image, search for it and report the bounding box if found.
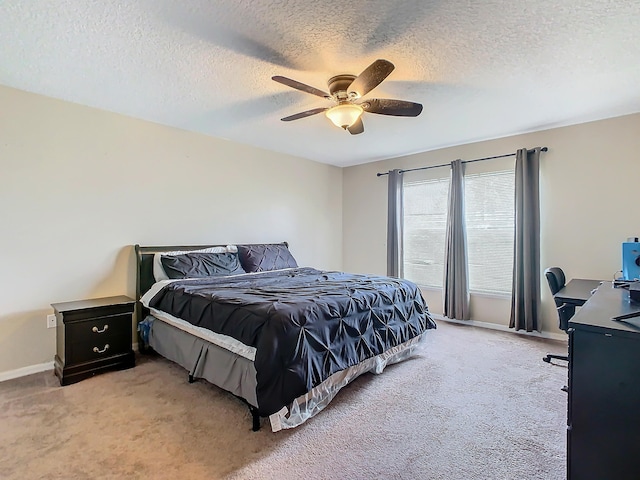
[1,0,639,167]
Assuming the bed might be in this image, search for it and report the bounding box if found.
[135,242,436,431]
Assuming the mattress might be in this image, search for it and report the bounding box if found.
[141,279,256,360]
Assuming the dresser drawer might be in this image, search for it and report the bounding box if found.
[65,313,131,342]
[66,332,132,365]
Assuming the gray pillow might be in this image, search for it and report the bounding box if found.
[237,243,298,272]
[161,252,246,279]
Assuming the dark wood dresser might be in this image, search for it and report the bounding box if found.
[53,295,135,386]
[567,282,640,479]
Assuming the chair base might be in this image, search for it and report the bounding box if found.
[543,353,569,363]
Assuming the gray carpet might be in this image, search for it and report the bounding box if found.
[0,321,567,479]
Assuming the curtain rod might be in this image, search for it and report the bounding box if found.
[375,147,548,177]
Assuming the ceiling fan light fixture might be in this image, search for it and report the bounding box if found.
[325,104,364,129]
[273,59,422,134]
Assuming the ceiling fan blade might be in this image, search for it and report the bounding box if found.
[347,59,395,98]
[347,117,364,135]
[363,98,423,117]
[272,76,330,98]
[281,107,328,122]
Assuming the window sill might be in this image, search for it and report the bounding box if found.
[469,290,511,299]
[414,284,442,291]
[414,285,511,300]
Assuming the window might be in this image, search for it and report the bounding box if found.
[403,177,450,288]
[402,168,515,295]
[465,170,514,295]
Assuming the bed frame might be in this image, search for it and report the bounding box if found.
[134,243,287,431]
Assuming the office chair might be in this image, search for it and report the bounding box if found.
[543,267,576,364]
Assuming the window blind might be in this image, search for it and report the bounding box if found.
[403,178,450,288]
[402,169,515,295]
[465,170,515,295]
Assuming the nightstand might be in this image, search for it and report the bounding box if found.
[52,295,135,386]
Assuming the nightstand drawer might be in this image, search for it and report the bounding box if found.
[67,333,131,365]
[65,313,131,343]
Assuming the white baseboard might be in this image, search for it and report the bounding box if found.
[1,325,560,383]
[0,361,54,383]
[1,342,140,383]
[432,314,566,342]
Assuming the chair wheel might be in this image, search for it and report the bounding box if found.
[542,356,551,363]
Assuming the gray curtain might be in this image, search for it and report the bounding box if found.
[443,160,470,319]
[387,169,404,278]
[510,147,541,331]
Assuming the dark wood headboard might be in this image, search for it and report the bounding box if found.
[134,242,289,325]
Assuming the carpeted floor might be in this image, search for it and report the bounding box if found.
[0,321,568,480]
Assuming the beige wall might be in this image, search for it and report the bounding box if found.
[0,86,343,375]
[2,82,638,376]
[343,113,640,333]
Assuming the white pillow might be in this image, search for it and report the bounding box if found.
[153,245,238,281]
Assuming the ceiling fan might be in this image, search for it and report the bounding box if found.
[272,59,423,135]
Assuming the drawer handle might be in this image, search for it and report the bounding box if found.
[93,344,110,354]
[92,325,109,334]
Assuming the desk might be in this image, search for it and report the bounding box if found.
[554,278,602,307]
[566,282,640,480]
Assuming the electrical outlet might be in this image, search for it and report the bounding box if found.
[46,314,57,329]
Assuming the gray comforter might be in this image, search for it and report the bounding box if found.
[149,267,436,415]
